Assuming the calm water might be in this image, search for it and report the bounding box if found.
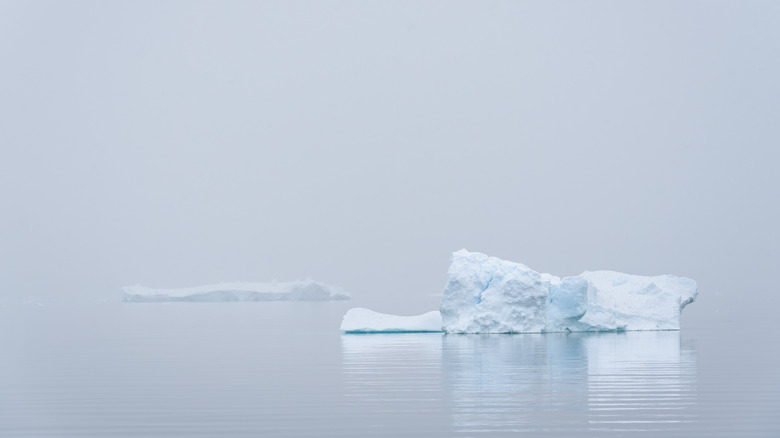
[1,301,778,437]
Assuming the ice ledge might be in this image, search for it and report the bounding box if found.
[121,279,350,302]
[340,308,443,333]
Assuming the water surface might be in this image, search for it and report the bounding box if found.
[1,301,777,437]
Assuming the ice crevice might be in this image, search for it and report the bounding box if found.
[477,273,494,304]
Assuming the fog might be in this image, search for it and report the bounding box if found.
[2,1,778,324]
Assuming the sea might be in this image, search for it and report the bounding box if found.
[1,300,778,437]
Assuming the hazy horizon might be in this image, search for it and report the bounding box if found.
[2,1,779,326]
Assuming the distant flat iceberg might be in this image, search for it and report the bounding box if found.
[441,249,697,333]
[340,308,442,333]
[121,280,350,302]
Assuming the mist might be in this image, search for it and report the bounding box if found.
[2,1,779,325]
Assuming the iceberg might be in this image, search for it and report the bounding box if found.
[340,308,443,333]
[121,279,350,302]
[441,249,697,333]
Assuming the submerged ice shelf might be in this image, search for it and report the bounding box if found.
[121,279,350,302]
[341,250,697,334]
[340,308,442,333]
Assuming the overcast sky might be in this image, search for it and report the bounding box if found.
[1,1,778,323]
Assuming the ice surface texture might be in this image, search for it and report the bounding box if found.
[340,308,442,333]
[441,250,697,333]
[121,280,350,302]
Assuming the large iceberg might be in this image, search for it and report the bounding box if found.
[340,308,442,333]
[441,250,697,333]
[121,279,350,302]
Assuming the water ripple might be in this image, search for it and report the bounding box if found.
[343,331,700,436]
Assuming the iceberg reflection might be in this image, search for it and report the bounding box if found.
[442,331,697,435]
[585,332,698,433]
[341,331,697,436]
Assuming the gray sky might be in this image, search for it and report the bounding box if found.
[1,1,778,323]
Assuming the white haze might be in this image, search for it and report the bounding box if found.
[1,1,779,325]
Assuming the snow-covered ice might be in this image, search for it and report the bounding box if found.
[121,279,350,302]
[338,250,696,334]
[340,308,443,333]
[441,249,697,333]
